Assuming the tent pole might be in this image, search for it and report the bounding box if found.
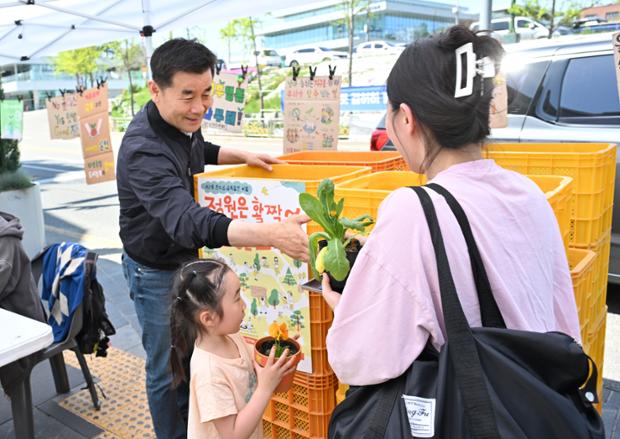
[142,0,153,81]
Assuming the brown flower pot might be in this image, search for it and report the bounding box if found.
[254,336,302,393]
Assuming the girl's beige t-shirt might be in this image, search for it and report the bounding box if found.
[187,332,261,439]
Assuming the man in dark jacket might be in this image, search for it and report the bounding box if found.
[117,39,309,438]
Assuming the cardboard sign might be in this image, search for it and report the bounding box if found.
[84,151,115,185]
[79,112,112,158]
[76,84,109,118]
[283,76,341,153]
[204,71,248,133]
[46,94,79,139]
[489,74,508,129]
[196,176,314,374]
[1,100,23,140]
[613,32,620,102]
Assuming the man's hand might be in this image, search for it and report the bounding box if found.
[321,273,341,310]
[245,152,285,172]
[271,214,310,261]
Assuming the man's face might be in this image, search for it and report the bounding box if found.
[149,70,213,133]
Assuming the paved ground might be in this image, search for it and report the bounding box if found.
[1,109,619,437]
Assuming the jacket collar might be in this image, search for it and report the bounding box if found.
[146,100,194,146]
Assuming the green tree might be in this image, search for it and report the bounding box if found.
[267,289,280,308]
[228,17,265,121]
[253,253,261,272]
[293,259,303,269]
[282,268,297,286]
[54,46,103,87]
[507,0,578,37]
[239,272,249,289]
[289,310,305,332]
[340,0,371,86]
[219,22,238,64]
[251,298,258,317]
[107,40,145,116]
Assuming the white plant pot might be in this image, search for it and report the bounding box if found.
[0,182,46,259]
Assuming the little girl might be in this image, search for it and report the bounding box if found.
[170,259,297,439]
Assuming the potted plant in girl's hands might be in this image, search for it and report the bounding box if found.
[254,321,301,393]
[300,178,374,293]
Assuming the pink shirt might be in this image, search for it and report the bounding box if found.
[326,159,580,386]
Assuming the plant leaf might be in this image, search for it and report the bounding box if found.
[308,232,330,280]
[336,197,344,217]
[324,238,350,281]
[299,193,333,233]
[340,216,374,232]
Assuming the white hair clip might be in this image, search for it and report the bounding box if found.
[454,42,496,98]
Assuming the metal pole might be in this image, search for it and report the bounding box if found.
[479,0,492,32]
[142,0,153,81]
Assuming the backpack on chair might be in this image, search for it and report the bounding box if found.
[76,252,116,357]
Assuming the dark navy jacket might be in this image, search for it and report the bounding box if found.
[117,101,231,270]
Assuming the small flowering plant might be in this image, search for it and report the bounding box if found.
[255,320,302,393]
[269,322,289,357]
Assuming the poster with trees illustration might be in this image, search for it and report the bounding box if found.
[196,176,313,373]
[283,76,341,153]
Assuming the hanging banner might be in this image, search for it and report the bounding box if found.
[283,76,341,153]
[196,176,313,374]
[46,94,79,139]
[203,71,248,133]
[76,84,109,119]
[77,85,114,185]
[79,112,113,158]
[1,100,24,140]
[84,151,115,185]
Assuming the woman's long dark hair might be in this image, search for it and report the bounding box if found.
[387,25,505,171]
[169,259,230,387]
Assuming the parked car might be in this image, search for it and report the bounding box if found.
[286,46,347,67]
[471,16,550,40]
[371,33,620,282]
[355,40,404,56]
[256,49,284,67]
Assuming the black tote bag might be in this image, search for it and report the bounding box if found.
[328,184,604,439]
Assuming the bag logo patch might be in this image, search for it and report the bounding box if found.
[402,394,435,438]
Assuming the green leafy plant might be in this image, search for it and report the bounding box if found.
[299,178,373,281]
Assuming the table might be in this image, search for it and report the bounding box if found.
[0,308,53,439]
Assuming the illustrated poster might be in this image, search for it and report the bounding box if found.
[1,100,23,140]
[76,84,109,119]
[613,32,620,102]
[84,151,115,185]
[79,112,112,158]
[203,71,248,133]
[489,73,508,129]
[46,94,79,139]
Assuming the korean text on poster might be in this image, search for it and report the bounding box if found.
[46,94,79,139]
[196,176,314,374]
[1,100,24,140]
[203,72,248,133]
[283,75,341,153]
[79,112,113,158]
[76,84,109,118]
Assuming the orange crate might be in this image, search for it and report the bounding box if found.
[278,150,407,172]
[334,171,424,230]
[263,377,338,438]
[572,230,611,331]
[528,175,574,251]
[486,143,616,247]
[567,248,596,332]
[582,307,607,412]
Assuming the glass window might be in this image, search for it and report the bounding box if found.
[492,20,509,31]
[506,61,549,115]
[375,43,384,48]
[559,55,620,122]
[517,19,530,28]
[363,44,371,49]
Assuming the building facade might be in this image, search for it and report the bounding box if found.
[581,4,620,23]
[258,0,475,52]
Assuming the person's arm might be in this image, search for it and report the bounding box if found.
[217,147,285,171]
[227,216,310,261]
[213,347,297,439]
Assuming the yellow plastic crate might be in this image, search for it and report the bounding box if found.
[278,151,407,172]
[583,307,607,413]
[486,143,616,247]
[334,171,424,228]
[528,175,574,251]
[194,164,372,237]
[567,248,596,335]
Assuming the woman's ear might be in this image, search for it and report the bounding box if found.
[399,103,417,135]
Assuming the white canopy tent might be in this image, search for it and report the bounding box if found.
[0,0,301,66]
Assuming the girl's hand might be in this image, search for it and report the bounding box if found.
[321,273,341,310]
[254,346,298,394]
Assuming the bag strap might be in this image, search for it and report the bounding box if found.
[409,186,500,439]
[362,373,407,439]
[426,183,506,329]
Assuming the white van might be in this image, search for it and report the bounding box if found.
[470,16,550,40]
